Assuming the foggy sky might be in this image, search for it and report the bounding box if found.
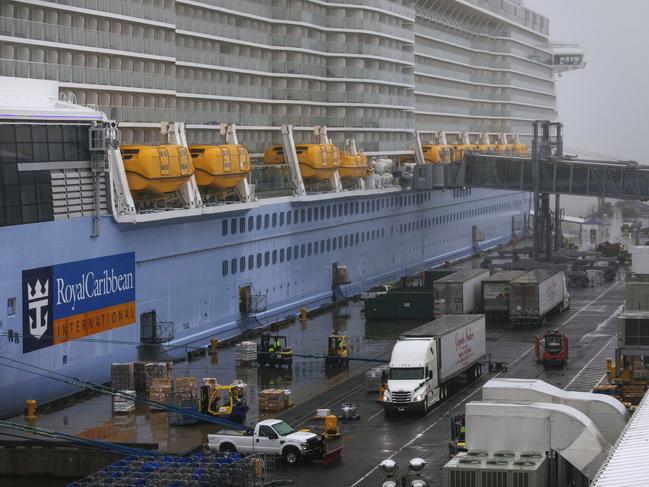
[524,0,649,163]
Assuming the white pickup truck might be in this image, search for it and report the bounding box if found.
[207,419,326,464]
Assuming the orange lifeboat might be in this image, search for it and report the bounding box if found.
[339,151,371,180]
[189,144,251,191]
[120,144,193,199]
[263,144,340,181]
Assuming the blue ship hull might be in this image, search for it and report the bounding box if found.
[0,187,529,417]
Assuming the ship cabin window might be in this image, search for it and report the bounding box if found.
[231,258,237,274]
[326,239,331,251]
[240,256,246,272]
[362,232,366,242]
[293,209,298,223]
[280,212,285,226]
[222,260,228,276]
[320,240,325,252]
[231,218,237,234]
[264,214,269,228]
[7,297,16,317]
[338,236,342,248]
[372,230,376,239]
[287,246,292,261]
[300,244,306,258]
[355,233,359,245]
[272,213,277,227]
[248,255,254,269]
[222,220,228,236]
[300,209,305,223]
[338,203,343,216]
[280,248,285,262]
[361,202,365,213]
[272,250,277,264]
[333,205,338,218]
[240,217,245,233]
[264,251,270,266]
[287,211,292,225]
[313,207,318,221]
[256,215,262,230]
[344,235,348,248]
[307,208,312,222]
[307,243,312,256]
[248,216,253,231]
[326,205,331,218]
[314,241,319,255]
[343,203,348,216]
[320,206,325,219]
[257,253,262,268]
[293,245,298,257]
[333,238,337,250]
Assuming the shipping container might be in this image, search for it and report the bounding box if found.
[482,271,528,318]
[434,269,490,315]
[509,269,569,326]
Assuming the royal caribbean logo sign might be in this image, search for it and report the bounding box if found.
[22,253,135,354]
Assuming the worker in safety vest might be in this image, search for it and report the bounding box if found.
[274,338,282,352]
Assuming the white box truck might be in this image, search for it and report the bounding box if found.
[383,314,486,414]
[434,269,490,315]
[509,269,570,327]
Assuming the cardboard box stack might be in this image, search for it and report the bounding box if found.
[133,361,148,392]
[144,362,173,392]
[111,363,134,390]
[149,377,173,411]
[112,390,136,414]
[175,376,197,401]
[235,341,258,364]
[258,389,293,412]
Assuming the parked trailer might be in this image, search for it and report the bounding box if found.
[383,315,486,414]
[434,269,490,315]
[509,269,570,327]
[482,271,527,319]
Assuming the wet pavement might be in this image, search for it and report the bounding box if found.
[3,203,643,486]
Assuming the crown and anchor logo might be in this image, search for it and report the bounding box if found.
[27,278,50,339]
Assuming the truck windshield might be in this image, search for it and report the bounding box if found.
[390,367,424,380]
[272,421,296,436]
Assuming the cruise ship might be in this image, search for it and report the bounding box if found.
[0,0,584,417]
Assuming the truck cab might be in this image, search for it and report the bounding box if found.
[383,339,437,413]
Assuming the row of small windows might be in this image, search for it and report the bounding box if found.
[221,192,433,236]
[222,227,386,276]
[399,200,516,234]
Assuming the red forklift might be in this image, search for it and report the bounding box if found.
[535,330,569,368]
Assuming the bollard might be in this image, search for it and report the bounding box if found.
[210,338,218,355]
[26,399,37,423]
[299,307,308,321]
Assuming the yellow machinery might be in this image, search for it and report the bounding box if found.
[263,144,340,181]
[596,355,649,408]
[451,144,478,162]
[339,151,371,180]
[422,144,454,163]
[494,143,516,156]
[199,384,248,423]
[325,334,349,368]
[258,332,293,367]
[514,143,529,156]
[474,144,497,155]
[120,144,194,199]
[189,144,251,191]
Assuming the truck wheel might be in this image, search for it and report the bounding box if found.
[283,447,301,465]
[219,443,236,454]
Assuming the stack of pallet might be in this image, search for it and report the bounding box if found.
[235,341,258,365]
[112,390,136,415]
[149,378,173,410]
[111,363,134,390]
[144,362,173,392]
[258,389,293,413]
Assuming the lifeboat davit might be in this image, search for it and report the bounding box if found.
[339,151,371,180]
[120,144,194,199]
[189,144,251,191]
[263,144,340,181]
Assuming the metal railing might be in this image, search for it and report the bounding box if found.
[52,0,175,24]
[0,59,175,91]
[0,16,173,58]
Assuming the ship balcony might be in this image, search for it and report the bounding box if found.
[48,0,175,24]
[0,16,174,58]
